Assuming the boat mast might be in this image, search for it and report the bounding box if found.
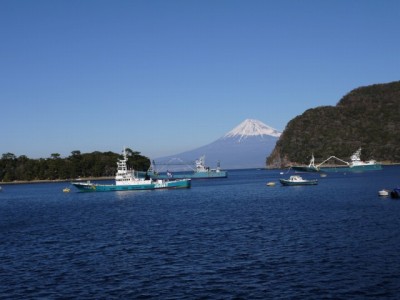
[117,148,128,174]
[196,155,207,172]
[350,148,362,162]
[308,154,316,168]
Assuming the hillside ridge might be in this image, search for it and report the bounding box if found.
[267,81,400,168]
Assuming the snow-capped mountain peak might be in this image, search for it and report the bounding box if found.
[155,118,281,169]
[223,119,281,141]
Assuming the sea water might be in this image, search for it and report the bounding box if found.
[1,167,400,299]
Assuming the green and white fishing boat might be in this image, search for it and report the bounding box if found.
[146,155,228,179]
[292,154,319,172]
[292,148,382,173]
[71,149,191,192]
[320,148,382,172]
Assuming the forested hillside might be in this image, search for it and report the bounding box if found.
[0,148,150,182]
[267,81,400,168]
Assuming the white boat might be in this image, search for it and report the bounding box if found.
[279,175,318,186]
[348,148,381,169]
[294,148,382,173]
[71,148,191,192]
[378,189,389,197]
[147,155,227,179]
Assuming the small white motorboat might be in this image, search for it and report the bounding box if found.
[279,175,318,186]
[378,189,389,197]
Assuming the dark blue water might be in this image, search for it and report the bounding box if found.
[1,167,400,299]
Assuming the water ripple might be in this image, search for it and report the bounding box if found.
[1,169,400,298]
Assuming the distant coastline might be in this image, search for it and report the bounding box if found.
[1,177,113,185]
[2,163,400,184]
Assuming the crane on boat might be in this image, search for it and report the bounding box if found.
[315,156,350,168]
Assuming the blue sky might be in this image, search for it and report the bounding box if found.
[1,0,399,159]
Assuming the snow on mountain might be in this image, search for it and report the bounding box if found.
[223,119,281,141]
[154,119,282,169]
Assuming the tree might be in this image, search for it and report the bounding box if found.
[50,153,61,159]
[1,153,17,181]
[2,153,16,160]
[0,149,151,182]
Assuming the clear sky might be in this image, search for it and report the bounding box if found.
[1,0,399,159]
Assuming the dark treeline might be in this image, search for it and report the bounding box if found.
[0,148,150,182]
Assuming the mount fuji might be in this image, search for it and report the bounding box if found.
[154,119,281,170]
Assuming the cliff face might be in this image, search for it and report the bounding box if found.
[267,81,400,168]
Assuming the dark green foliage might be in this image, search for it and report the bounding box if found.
[267,81,400,167]
[0,149,150,182]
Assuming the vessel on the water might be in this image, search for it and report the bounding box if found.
[279,175,318,186]
[292,154,319,172]
[292,148,382,173]
[146,155,228,179]
[390,188,400,199]
[378,189,390,197]
[71,149,191,192]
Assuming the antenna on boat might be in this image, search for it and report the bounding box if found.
[309,154,315,168]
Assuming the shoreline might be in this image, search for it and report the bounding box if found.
[0,177,113,185]
[2,163,400,184]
